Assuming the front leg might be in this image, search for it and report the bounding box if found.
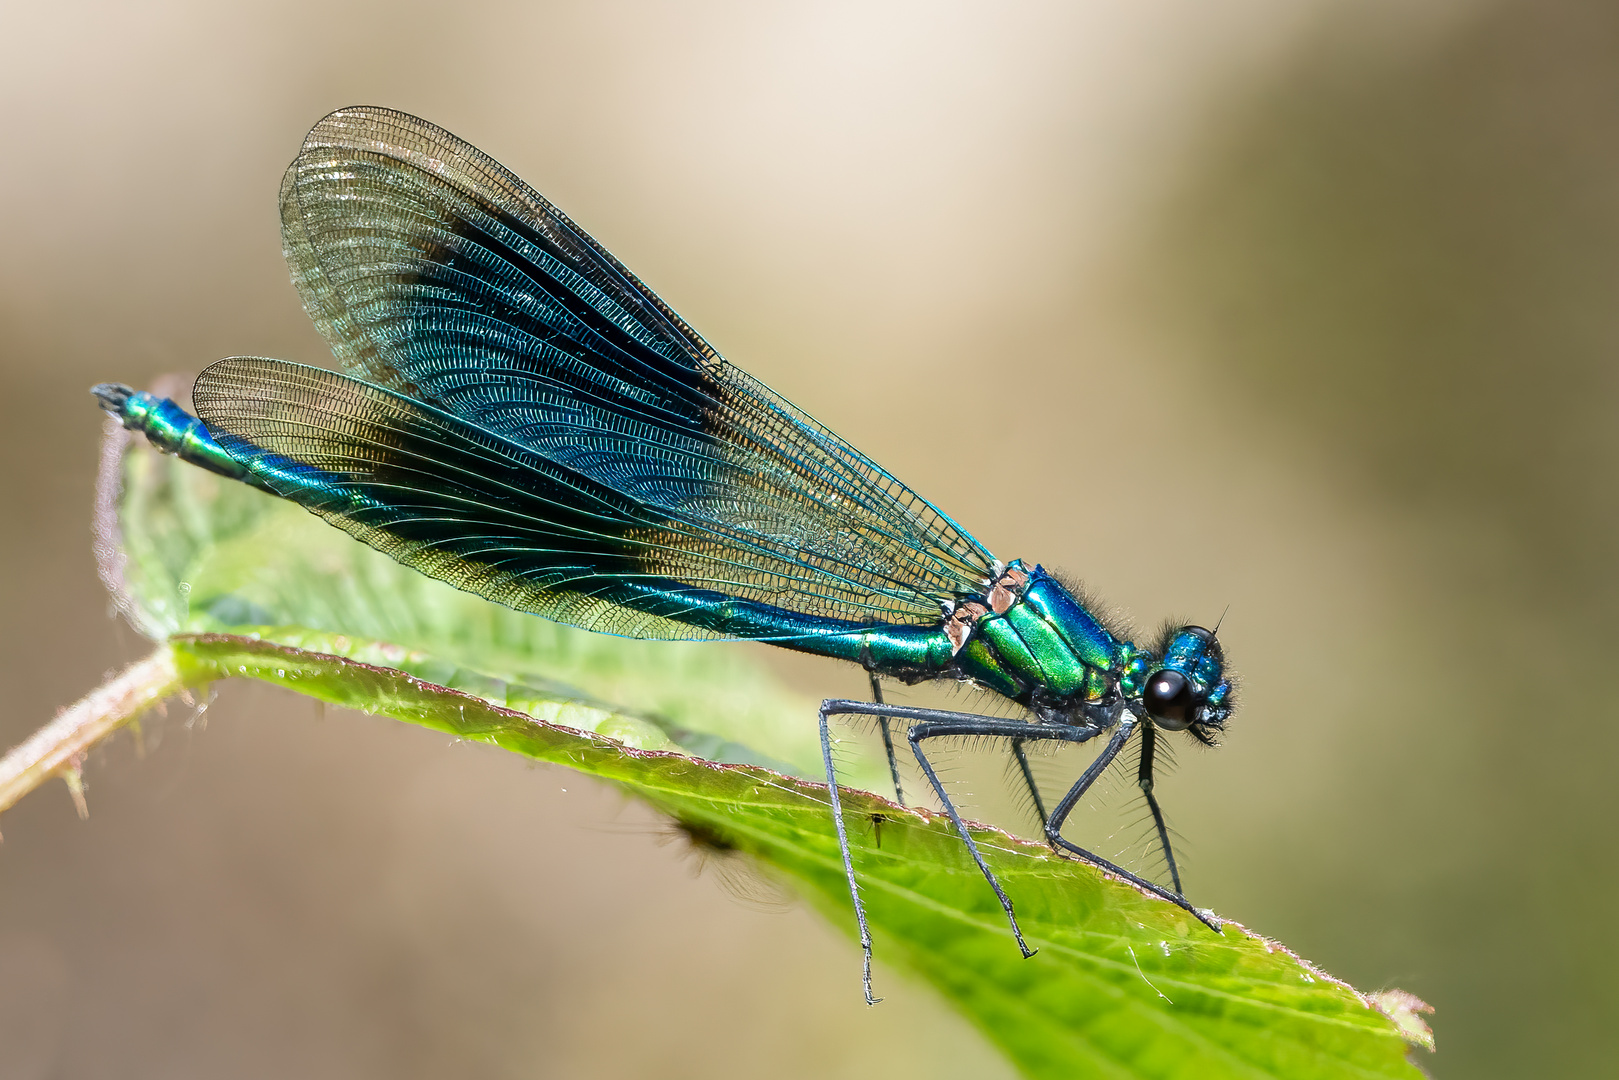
[1043,718,1222,933]
[1135,719,1182,896]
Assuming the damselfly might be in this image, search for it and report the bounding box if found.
[95,107,1234,1003]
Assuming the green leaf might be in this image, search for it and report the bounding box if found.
[92,422,1433,1079]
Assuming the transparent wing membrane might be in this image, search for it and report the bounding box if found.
[194,357,963,641]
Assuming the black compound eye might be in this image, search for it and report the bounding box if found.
[1143,670,1197,730]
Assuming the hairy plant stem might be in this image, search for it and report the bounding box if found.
[0,646,190,817]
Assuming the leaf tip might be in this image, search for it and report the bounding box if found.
[1367,987,1436,1051]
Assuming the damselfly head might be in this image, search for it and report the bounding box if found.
[1140,625,1234,742]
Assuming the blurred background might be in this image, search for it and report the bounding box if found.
[1,0,1614,1075]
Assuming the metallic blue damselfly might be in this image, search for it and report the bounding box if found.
[95,107,1235,1003]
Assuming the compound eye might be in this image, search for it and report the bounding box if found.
[1143,670,1197,730]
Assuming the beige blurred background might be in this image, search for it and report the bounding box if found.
[2,1,1613,1076]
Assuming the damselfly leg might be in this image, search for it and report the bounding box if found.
[1135,720,1182,896]
[868,672,905,805]
[818,704,879,1004]
[818,700,1222,1001]
[818,700,1111,994]
[1009,738,1049,828]
[1031,718,1219,930]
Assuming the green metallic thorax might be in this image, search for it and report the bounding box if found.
[835,561,1150,719]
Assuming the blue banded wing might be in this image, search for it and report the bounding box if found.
[194,357,865,641]
[194,107,995,639]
